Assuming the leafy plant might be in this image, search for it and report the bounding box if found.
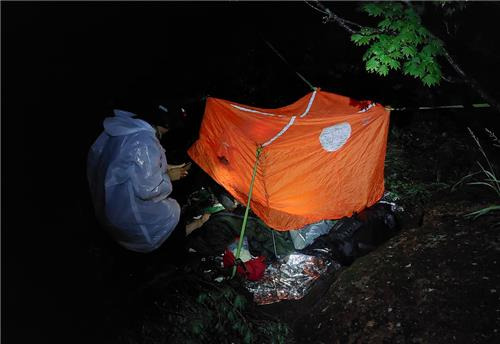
[123,271,291,344]
[384,174,448,204]
[352,2,444,86]
[453,127,500,219]
[464,205,500,220]
[189,286,290,344]
[311,1,500,112]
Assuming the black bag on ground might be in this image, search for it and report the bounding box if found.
[303,203,398,265]
[186,211,295,259]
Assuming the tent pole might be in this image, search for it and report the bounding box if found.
[231,145,263,279]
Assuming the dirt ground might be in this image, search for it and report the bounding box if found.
[291,187,500,343]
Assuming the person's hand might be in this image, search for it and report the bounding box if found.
[185,213,211,236]
[167,162,191,181]
[168,162,191,169]
[199,213,211,224]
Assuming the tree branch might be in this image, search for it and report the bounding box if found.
[441,49,500,112]
[403,1,500,112]
[314,1,357,34]
[316,0,500,113]
[441,74,464,84]
[303,0,328,16]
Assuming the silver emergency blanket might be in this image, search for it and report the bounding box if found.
[245,253,336,305]
[289,220,336,250]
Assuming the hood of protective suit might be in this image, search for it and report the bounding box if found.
[103,109,155,137]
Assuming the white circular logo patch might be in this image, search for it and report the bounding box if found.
[319,122,351,152]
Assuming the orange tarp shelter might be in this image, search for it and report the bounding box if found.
[188,89,390,230]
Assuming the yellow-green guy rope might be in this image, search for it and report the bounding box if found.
[231,145,263,278]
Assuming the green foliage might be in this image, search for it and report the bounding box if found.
[190,287,290,344]
[453,128,500,220]
[385,125,453,204]
[464,205,500,220]
[146,285,290,344]
[385,177,449,204]
[353,2,444,86]
[119,268,293,344]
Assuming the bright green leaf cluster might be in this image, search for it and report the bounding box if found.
[355,2,444,86]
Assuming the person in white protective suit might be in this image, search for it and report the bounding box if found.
[87,105,208,253]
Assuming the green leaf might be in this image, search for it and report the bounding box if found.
[363,49,374,61]
[422,73,440,86]
[390,50,403,59]
[401,45,417,57]
[465,205,500,219]
[379,54,393,64]
[233,295,246,311]
[416,26,430,37]
[467,181,499,193]
[451,171,482,191]
[399,29,413,43]
[428,39,444,55]
[358,35,375,46]
[403,60,424,78]
[387,41,399,53]
[377,34,390,45]
[404,8,420,24]
[362,3,384,17]
[232,322,243,332]
[196,293,207,304]
[360,27,376,36]
[422,41,444,56]
[382,2,403,18]
[377,64,389,76]
[420,53,433,64]
[366,57,380,72]
[391,20,405,31]
[243,329,253,344]
[351,34,363,44]
[387,58,401,70]
[191,320,204,335]
[378,18,392,30]
[371,43,384,56]
[425,62,441,76]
